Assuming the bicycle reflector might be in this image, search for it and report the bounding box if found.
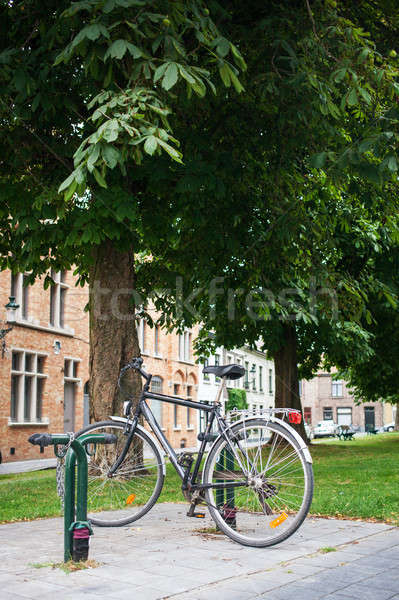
[288,411,302,424]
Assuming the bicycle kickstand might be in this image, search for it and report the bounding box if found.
[187,490,206,519]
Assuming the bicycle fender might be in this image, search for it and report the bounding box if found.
[109,416,166,475]
[205,417,312,469]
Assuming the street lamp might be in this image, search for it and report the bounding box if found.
[1,296,19,358]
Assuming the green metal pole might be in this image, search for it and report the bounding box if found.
[71,439,88,524]
[64,447,76,562]
[225,449,235,509]
[28,433,112,563]
[63,438,91,562]
[216,448,225,509]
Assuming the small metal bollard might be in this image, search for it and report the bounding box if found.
[71,523,92,561]
[29,432,116,562]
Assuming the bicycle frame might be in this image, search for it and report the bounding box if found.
[110,377,247,493]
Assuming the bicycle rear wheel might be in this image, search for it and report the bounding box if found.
[203,418,313,547]
[77,421,164,527]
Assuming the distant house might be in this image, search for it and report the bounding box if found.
[300,370,395,432]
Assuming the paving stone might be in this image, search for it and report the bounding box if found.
[109,586,164,600]
[356,573,399,593]
[0,504,398,600]
[337,583,397,600]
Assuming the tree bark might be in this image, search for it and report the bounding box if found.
[272,323,307,441]
[395,405,399,431]
[88,240,141,422]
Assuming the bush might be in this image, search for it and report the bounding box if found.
[226,388,248,413]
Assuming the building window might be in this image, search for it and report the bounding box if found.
[179,330,192,362]
[299,380,303,396]
[173,383,180,396]
[49,270,68,328]
[259,366,263,391]
[269,368,273,394]
[337,407,352,426]
[304,406,312,424]
[244,361,249,389]
[235,358,242,388]
[64,358,80,381]
[154,325,160,356]
[11,273,30,320]
[150,376,163,427]
[203,358,210,381]
[174,404,179,428]
[10,350,47,423]
[136,318,146,353]
[151,376,163,394]
[323,407,333,421]
[252,364,256,391]
[215,353,220,381]
[332,379,343,397]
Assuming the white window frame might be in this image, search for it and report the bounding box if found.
[154,325,161,357]
[203,358,210,381]
[235,358,242,388]
[64,357,81,383]
[137,318,146,354]
[49,271,68,329]
[11,272,30,321]
[150,376,163,427]
[332,380,343,397]
[252,364,257,391]
[9,349,48,425]
[337,407,352,426]
[178,330,192,362]
[214,353,221,382]
[244,361,249,390]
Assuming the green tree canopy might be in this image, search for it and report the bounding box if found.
[0,0,244,419]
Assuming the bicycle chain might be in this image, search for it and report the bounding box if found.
[55,432,75,508]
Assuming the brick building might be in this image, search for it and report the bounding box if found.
[300,370,392,432]
[0,273,202,462]
[0,269,89,463]
[137,313,200,449]
[1,268,278,462]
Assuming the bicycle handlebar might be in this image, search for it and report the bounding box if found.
[117,357,151,391]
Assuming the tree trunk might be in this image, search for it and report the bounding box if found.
[272,323,307,441]
[395,406,399,431]
[88,240,141,422]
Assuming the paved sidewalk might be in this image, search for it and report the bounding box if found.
[0,458,57,475]
[0,503,398,600]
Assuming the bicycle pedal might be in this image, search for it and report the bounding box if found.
[188,511,206,518]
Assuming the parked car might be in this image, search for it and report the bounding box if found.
[380,422,395,432]
[313,420,338,438]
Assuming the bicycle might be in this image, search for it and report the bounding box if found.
[76,357,314,547]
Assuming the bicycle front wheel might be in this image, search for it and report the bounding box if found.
[204,419,313,547]
[77,421,164,527]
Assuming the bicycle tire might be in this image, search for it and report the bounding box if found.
[203,418,313,547]
[76,421,164,527]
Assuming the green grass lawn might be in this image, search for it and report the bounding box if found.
[1,433,398,525]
